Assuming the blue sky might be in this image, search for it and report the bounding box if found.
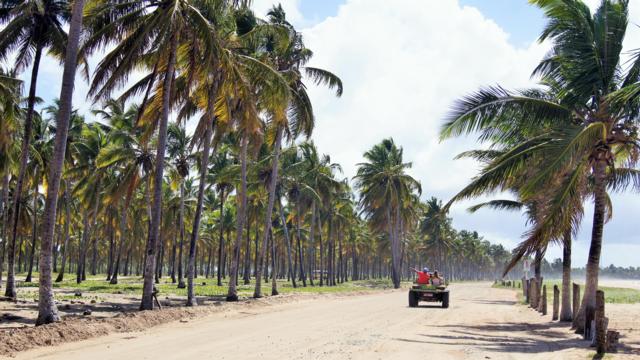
[298,0,546,45]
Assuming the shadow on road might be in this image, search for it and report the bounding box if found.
[393,321,585,354]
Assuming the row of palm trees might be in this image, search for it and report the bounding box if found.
[442,0,640,333]
[0,0,516,327]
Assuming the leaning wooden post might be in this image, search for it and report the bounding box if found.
[541,285,548,315]
[553,285,560,320]
[537,277,544,312]
[595,290,606,354]
[572,283,580,329]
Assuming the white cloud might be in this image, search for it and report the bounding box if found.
[251,0,304,26]
[302,0,640,267]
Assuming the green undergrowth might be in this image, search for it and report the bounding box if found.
[12,273,403,300]
[493,280,640,304]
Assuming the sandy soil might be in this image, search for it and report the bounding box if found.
[6,283,639,360]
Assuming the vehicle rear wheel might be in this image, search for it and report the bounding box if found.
[408,291,418,307]
[442,292,449,308]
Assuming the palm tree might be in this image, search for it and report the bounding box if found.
[252,6,342,297]
[24,109,52,283]
[441,0,640,333]
[167,123,192,289]
[85,0,215,310]
[95,100,151,284]
[36,0,86,324]
[354,138,421,288]
[420,197,453,273]
[208,144,235,286]
[69,123,108,283]
[0,71,22,288]
[0,0,69,299]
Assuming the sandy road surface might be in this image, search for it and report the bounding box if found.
[12,283,639,360]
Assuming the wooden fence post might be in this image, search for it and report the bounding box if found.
[595,290,606,354]
[522,277,527,298]
[572,283,580,329]
[585,305,595,340]
[541,285,548,315]
[553,285,560,320]
[530,280,538,308]
[537,277,544,312]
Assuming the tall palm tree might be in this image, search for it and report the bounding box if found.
[167,123,192,289]
[208,144,235,286]
[420,197,453,273]
[95,100,151,284]
[36,0,85,324]
[0,0,69,299]
[441,0,640,333]
[24,109,52,283]
[85,0,214,310]
[253,5,342,298]
[69,123,108,283]
[0,71,22,288]
[354,138,421,288]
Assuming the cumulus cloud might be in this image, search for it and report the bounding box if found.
[251,0,304,26]
[301,0,547,246]
[301,0,640,267]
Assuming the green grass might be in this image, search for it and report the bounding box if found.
[493,279,640,304]
[12,272,400,299]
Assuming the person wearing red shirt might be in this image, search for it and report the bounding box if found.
[411,267,431,285]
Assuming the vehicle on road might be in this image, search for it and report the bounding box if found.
[408,284,449,308]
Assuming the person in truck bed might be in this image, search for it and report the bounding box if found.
[411,267,431,285]
[431,271,443,286]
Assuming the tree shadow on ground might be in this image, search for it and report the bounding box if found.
[394,321,587,354]
[470,299,518,306]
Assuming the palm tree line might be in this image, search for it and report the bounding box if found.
[442,0,640,334]
[0,0,522,326]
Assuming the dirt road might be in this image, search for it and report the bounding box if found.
[13,283,639,360]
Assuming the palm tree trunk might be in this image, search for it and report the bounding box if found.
[0,174,9,287]
[106,215,114,281]
[243,218,251,284]
[226,133,249,301]
[91,236,98,276]
[279,198,296,288]
[110,202,127,284]
[140,34,178,311]
[338,229,344,283]
[295,193,306,286]
[186,123,212,306]
[253,126,283,297]
[26,168,39,283]
[76,212,90,284]
[177,181,186,288]
[89,182,102,278]
[576,159,607,334]
[307,202,315,286]
[318,215,324,286]
[5,44,43,299]
[217,188,225,286]
[36,0,85,324]
[56,186,71,283]
[560,229,572,321]
[270,228,278,295]
[170,231,177,283]
[387,206,400,288]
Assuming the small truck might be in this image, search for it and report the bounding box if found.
[408,284,449,308]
